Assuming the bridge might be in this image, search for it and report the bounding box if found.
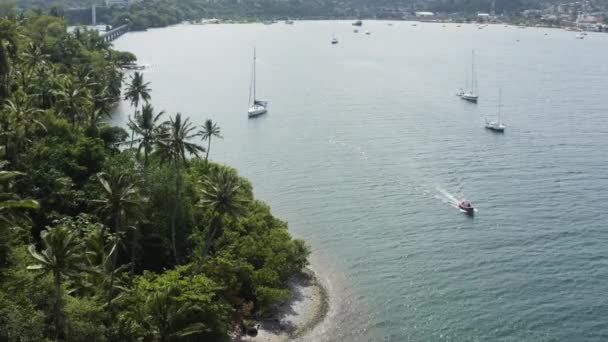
[102,24,130,42]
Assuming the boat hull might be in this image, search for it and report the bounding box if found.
[248,107,267,117]
[458,206,475,215]
[486,126,505,132]
[485,121,506,132]
[461,95,478,103]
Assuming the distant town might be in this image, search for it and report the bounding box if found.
[62,0,608,32]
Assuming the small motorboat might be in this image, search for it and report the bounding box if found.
[352,20,363,27]
[458,201,475,214]
[331,37,339,45]
[365,31,371,35]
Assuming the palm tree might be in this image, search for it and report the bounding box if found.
[93,169,142,316]
[0,20,18,98]
[145,286,209,341]
[124,72,151,148]
[53,76,94,127]
[1,170,39,268]
[27,225,85,339]
[128,103,164,169]
[156,113,204,264]
[199,119,222,163]
[0,170,39,228]
[192,167,246,277]
[2,91,46,162]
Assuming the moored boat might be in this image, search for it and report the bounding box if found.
[247,49,268,118]
[485,89,506,132]
[459,50,479,103]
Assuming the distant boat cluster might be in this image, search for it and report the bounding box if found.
[244,21,586,120]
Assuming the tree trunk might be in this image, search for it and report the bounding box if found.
[205,137,211,162]
[130,226,137,277]
[107,242,118,318]
[170,162,181,265]
[144,142,149,171]
[190,214,220,281]
[53,272,64,339]
[201,215,220,262]
[107,212,121,318]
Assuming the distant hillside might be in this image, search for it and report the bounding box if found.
[14,0,561,13]
[13,0,606,29]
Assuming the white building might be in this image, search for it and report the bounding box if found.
[105,0,142,7]
[415,12,435,18]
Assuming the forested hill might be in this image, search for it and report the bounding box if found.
[13,0,574,14]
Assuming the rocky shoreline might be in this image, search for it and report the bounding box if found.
[233,268,329,342]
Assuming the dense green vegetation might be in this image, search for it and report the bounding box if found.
[0,12,309,341]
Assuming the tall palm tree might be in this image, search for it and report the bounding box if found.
[124,72,151,148]
[199,119,222,163]
[93,169,142,316]
[2,91,46,162]
[27,225,85,339]
[156,113,204,264]
[128,103,164,169]
[192,167,246,277]
[53,76,94,127]
[19,42,49,89]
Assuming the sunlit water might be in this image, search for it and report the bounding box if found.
[112,21,608,341]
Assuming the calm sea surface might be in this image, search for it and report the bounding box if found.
[112,21,608,341]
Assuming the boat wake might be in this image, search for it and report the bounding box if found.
[328,138,368,161]
[435,186,479,214]
[435,186,461,209]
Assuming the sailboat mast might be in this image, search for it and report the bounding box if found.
[471,50,476,94]
[253,48,256,102]
[498,89,502,123]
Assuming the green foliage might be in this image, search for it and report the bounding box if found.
[64,296,107,342]
[116,267,230,341]
[0,11,309,341]
[0,291,46,341]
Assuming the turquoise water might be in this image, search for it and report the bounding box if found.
[112,21,608,341]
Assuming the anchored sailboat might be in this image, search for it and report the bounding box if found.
[460,50,479,103]
[485,89,506,132]
[248,49,268,118]
[331,23,339,44]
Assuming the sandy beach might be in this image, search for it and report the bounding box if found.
[233,269,329,342]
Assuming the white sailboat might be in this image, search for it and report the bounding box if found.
[248,49,268,118]
[331,23,339,44]
[485,89,506,132]
[457,68,467,96]
[460,50,479,103]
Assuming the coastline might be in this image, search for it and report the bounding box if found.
[233,268,329,342]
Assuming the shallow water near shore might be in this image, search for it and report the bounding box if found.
[112,21,608,341]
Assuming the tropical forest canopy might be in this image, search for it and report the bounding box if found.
[0,10,309,341]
